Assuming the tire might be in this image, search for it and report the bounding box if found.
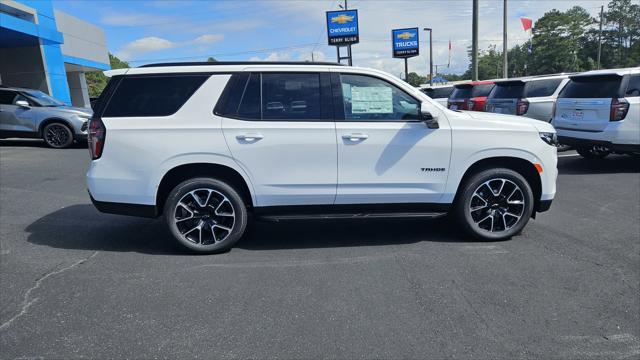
[164,178,248,254]
[42,122,73,148]
[576,145,610,159]
[454,168,534,241]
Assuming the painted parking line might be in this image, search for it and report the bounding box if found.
[558,154,581,158]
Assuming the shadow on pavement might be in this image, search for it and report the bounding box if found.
[558,154,639,175]
[0,139,87,149]
[26,204,474,254]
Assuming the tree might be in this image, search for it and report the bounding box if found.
[206,57,217,62]
[85,54,129,97]
[406,72,427,87]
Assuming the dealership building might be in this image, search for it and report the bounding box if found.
[0,0,110,107]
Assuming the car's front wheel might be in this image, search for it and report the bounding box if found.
[455,168,534,241]
[164,178,248,254]
[42,122,74,148]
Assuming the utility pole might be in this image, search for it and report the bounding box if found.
[472,0,479,80]
[503,0,508,78]
[423,28,433,86]
[597,5,603,69]
[344,0,352,66]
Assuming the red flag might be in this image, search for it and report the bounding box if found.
[520,17,533,31]
[448,39,451,67]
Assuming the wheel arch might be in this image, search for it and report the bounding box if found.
[453,156,542,213]
[156,162,254,216]
[38,117,74,136]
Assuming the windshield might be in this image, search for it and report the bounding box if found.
[490,82,525,98]
[23,90,65,107]
[559,75,622,98]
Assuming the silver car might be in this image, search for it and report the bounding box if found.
[0,86,92,148]
[484,74,571,122]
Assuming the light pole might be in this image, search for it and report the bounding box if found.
[503,0,508,78]
[472,0,479,80]
[423,28,433,86]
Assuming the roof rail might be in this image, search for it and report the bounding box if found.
[139,61,346,68]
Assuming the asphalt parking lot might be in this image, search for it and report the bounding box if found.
[0,139,638,359]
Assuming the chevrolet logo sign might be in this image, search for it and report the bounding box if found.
[331,14,354,24]
[396,32,415,40]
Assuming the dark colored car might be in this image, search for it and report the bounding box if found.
[447,81,495,111]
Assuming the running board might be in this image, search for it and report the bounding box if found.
[258,212,447,222]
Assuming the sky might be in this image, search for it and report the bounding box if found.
[52,0,608,77]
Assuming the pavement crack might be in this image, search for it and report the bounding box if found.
[0,251,98,332]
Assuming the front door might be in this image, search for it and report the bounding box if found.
[333,73,451,205]
[0,90,35,133]
[220,72,337,207]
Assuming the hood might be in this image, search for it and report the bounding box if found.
[464,111,555,133]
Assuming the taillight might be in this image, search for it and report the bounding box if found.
[88,117,106,160]
[610,98,629,121]
[516,99,529,116]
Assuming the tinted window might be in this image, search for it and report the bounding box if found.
[262,73,321,120]
[237,73,261,119]
[524,78,563,97]
[451,85,472,99]
[490,82,525,98]
[626,75,640,97]
[103,75,208,117]
[0,90,16,105]
[471,84,494,97]
[423,87,454,98]
[340,74,420,121]
[559,75,622,98]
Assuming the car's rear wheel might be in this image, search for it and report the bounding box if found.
[42,122,73,148]
[455,168,534,241]
[576,145,610,159]
[164,178,248,254]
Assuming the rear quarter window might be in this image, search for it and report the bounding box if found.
[559,75,623,98]
[103,75,209,117]
[524,78,563,97]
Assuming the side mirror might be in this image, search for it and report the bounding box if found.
[15,100,30,108]
[420,102,439,129]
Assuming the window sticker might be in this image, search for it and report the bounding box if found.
[350,86,393,114]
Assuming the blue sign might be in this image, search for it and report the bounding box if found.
[326,10,359,46]
[392,27,419,58]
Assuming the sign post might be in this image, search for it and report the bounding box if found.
[326,9,359,65]
[392,27,419,82]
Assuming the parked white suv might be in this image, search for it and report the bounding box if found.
[87,62,558,253]
[553,67,640,158]
[485,74,570,122]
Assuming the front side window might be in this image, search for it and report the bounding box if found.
[23,90,64,107]
[340,74,420,121]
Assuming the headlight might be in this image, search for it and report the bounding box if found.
[539,132,558,146]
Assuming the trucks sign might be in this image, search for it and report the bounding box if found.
[326,10,359,46]
[392,27,419,58]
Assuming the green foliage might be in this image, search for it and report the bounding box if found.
[85,54,129,98]
[406,72,427,86]
[464,2,639,80]
[206,57,217,62]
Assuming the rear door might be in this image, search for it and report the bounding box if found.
[554,75,623,131]
[333,72,451,204]
[485,81,524,115]
[220,72,337,206]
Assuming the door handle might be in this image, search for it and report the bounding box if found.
[236,133,263,141]
[342,133,369,142]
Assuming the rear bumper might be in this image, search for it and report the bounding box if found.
[537,199,553,213]
[89,192,157,218]
[557,136,640,153]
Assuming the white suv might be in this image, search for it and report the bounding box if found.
[553,67,640,158]
[87,62,558,253]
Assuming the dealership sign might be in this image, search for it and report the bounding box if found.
[392,27,419,58]
[326,10,359,46]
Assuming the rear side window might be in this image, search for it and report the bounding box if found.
[524,79,563,97]
[490,82,524,98]
[471,84,494,97]
[103,75,209,117]
[626,75,640,97]
[237,73,261,119]
[559,75,622,98]
[451,85,472,99]
[262,73,321,120]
